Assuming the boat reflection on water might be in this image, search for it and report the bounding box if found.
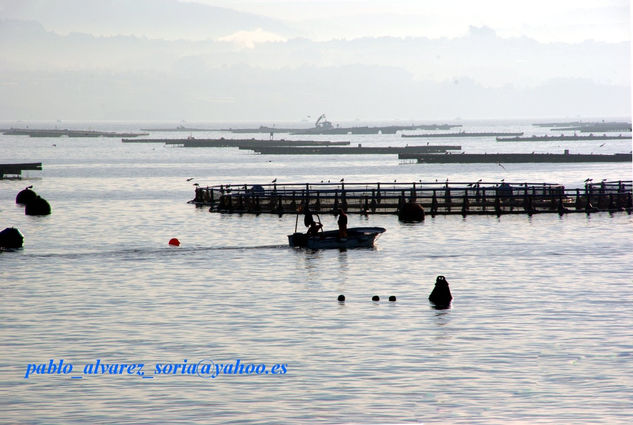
[287,227,386,249]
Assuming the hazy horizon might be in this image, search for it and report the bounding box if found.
[0,0,630,122]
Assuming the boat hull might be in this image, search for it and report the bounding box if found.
[288,227,386,249]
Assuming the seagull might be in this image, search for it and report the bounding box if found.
[193,183,199,186]
[186,178,194,181]
[340,178,344,182]
[498,163,506,170]
[272,178,277,183]
[584,178,593,182]
[599,143,605,147]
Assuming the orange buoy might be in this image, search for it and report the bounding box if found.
[168,238,180,246]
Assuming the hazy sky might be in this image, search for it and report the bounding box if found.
[0,0,630,121]
[191,0,630,42]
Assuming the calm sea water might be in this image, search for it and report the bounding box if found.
[1,122,632,424]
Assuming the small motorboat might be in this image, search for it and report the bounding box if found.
[288,227,386,249]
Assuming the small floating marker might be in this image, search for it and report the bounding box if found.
[25,196,51,216]
[168,238,180,246]
[16,186,37,205]
[0,227,24,249]
[429,275,452,309]
[389,295,396,302]
[337,294,345,302]
[372,295,380,302]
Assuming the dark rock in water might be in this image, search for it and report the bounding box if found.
[388,295,396,302]
[338,294,345,302]
[372,295,380,302]
[429,275,452,309]
[398,202,425,222]
[25,196,51,216]
[0,227,24,249]
[16,186,37,205]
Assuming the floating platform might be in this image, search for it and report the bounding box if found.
[0,162,42,179]
[497,134,631,142]
[122,138,350,147]
[139,126,215,132]
[403,132,523,138]
[160,138,350,148]
[248,145,461,155]
[223,124,461,135]
[399,152,632,163]
[191,180,632,216]
[532,121,632,132]
[3,129,148,138]
[290,125,461,135]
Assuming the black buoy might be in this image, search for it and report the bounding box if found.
[388,295,396,302]
[16,186,37,205]
[429,275,452,309]
[372,295,380,302]
[25,196,51,216]
[398,201,425,222]
[0,227,24,249]
[337,294,345,302]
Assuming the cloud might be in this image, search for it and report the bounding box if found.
[0,14,629,121]
[218,28,287,48]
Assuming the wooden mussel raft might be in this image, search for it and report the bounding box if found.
[190,180,632,217]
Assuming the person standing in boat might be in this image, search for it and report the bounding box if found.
[336,208,348,239]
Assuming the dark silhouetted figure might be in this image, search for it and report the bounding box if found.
[398,201,425,222]
[16,186,37,205]
[25,196,51,216]
[304,207,322,236]
[336,208,348,239]
[429,275,452,309]
[0,227,24,249]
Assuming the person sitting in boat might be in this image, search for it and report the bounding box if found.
[336,208,348,239]
[304,207,322,236]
